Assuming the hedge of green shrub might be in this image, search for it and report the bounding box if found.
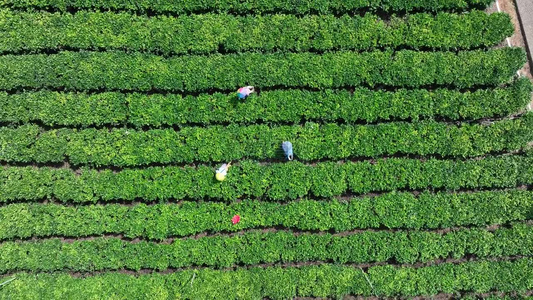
[1,115,531,165]
[1,189,530,240]
[0,10,513,54]
[1,153,531,202]
[0,48,525,92]
[0,258,530,299]
[1,78,530,127]
[0,0,496,14]
[0,224,531,272]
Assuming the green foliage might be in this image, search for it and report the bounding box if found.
[0,48,525,92]
[1,115,532,165]
[0,224,531,272]
[1,154,531,202]
[0,0,495,13]
[1,79,530,127]
[0,259,530,299]
[0,10,513,54]
[1,189,530,240]
[0,0,529,298]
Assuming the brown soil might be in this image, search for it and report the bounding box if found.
[297,290,533,300]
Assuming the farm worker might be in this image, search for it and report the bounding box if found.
[215,162,232,181]
[237,86,255,99]
[232,215,241,225]
[282,141,293,161]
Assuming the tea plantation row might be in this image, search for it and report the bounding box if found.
[2,116,532,165]
[0,48,524,91]
[1,78,530,126]
[1,190,530,240]
[0,10,512,54]
[1,154,531,202]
